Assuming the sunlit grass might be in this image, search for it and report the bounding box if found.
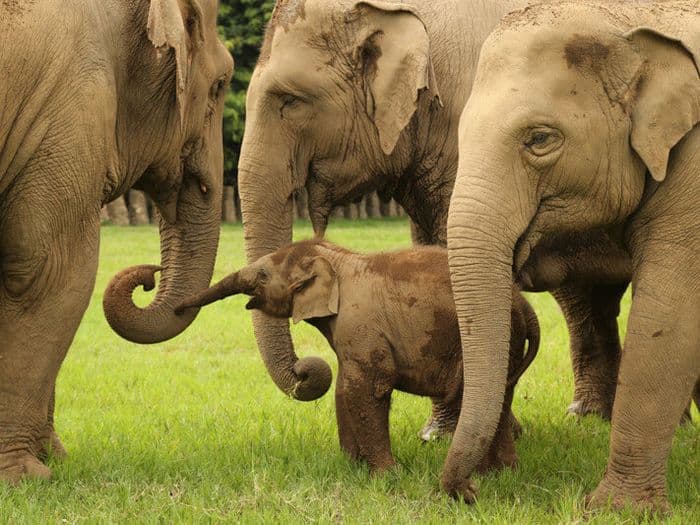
[1,218,697,523]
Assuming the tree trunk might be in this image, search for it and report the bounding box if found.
[379,198,391,217]
[106,196,129,226]
[342,204,357,219]
[128,190,150,225]
[222,185,237,223]
[366,192,380,218]
[357,199,367,219]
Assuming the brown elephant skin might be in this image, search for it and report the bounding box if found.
[177,240,540,473]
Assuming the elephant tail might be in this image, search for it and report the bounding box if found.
[507,296,540,388]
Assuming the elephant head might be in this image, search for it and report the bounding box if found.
[175,241,337,397]
[238,0,440,400]
[175,240,339,325]
[102,0,234,344]
[442,3,699,499]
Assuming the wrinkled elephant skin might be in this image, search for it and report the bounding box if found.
[0,0,233,483]
[445,0,699,512]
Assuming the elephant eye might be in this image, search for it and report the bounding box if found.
[210,77,229,101]
[257,268,270,284]
[279,94,309,120]
[523,128,563,157]
[527,132,549,146]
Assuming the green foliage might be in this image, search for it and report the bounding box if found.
[1,220,698,523]
[218,0,276,185]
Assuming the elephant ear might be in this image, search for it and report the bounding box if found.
[351,0,441,155]
[290,257,339,324]
[148,0,205,123]
[625,24,700,182]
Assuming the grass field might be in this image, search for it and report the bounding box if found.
[1,219,697,524]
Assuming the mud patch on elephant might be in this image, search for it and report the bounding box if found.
[421,307,459,360]
[565,35,610,70]
[258,0,307,64]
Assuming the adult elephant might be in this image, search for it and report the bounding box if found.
[443,0,698,512]
[0,0,233,483]
[238,0,628,432]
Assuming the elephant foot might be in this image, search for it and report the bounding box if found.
[419,401,460,442]
[567,396,612,420]
[585,477,670,516]
[419,416,453,442]
[38,431,68,462]
[441,475,479,504]
[0,451,52,485]
[368,457,397,475]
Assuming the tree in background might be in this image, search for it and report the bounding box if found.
[218,0,275,188]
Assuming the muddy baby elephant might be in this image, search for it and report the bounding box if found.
[177,240,539,473]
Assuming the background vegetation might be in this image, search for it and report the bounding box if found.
[1,221,697,524]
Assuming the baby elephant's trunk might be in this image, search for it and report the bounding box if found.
[175,272,243,314]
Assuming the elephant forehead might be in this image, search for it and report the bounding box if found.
[259,0,338,66]
[270,0,308,31]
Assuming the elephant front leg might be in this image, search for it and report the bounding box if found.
[552,283,626,420]
[37,388,67,461]
[587,267,699,513]
[0,210,99,484]
[340,360,395,473]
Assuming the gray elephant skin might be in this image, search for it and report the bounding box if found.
[0,0,233,483]
[443,0,699,513]
[237,0,633,443]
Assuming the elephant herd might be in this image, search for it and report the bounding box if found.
[0,0,697,515]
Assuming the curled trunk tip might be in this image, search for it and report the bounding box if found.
[103,264,198,344]
[291,356,333,401]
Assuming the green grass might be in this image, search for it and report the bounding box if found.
[1,219,697,523]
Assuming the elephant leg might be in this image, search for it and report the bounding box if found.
[37,387,67,462]
[0,203,99,484]
[340,359,395,473]
[552,283,626,420]
[335,365,359,460]
[419,399,460,441]
[587,273,699,513]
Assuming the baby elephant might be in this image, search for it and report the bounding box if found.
[177,240,539,473]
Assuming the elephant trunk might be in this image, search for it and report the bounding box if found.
[441,152,536,499]
[174,271,247,313]
[103,160,222,344]
[238,150,332,401]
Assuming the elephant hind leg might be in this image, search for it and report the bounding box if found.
[419,399,460,442]
[553,283,626,420]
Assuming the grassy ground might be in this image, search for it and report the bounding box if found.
[1,219,697,524]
